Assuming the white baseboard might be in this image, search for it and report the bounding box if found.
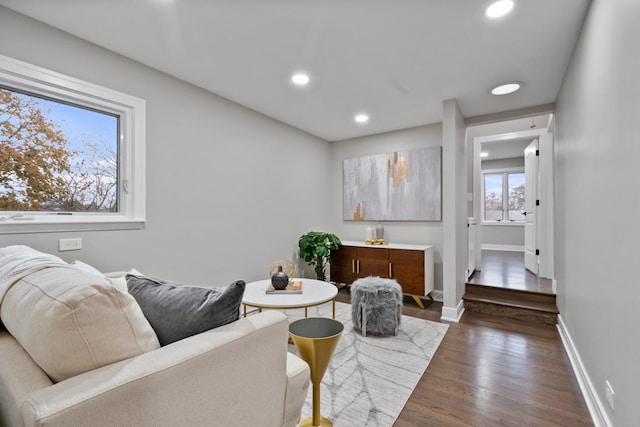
[440,300,465,323]
[481,244,525,252]
[552,278,557,294]
[430,289,443,302]
[556,315,612,427]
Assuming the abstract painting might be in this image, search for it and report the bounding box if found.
[343,147,441,221]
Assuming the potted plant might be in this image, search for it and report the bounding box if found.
[298,231,342,281]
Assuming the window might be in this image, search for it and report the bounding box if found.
[0,55,145,232]
[482,169,525,223]
[1,87,119,213]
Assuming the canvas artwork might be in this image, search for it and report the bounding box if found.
[343,147,441,221]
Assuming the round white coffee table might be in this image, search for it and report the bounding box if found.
[242,278,338,319]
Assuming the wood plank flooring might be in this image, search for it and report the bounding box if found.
[334,289,593,426]
[468,250,553,294]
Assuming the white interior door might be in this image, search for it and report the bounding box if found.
[524,139,539,274]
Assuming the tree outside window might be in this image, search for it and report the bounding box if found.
[0,87,119,213]
[484,173,503,221]
[483,171,525,222]
[507,173,525,221]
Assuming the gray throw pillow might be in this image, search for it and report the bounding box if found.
[126,275,246,346]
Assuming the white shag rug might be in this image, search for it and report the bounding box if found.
[283,301,449,427]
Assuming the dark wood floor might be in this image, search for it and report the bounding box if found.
[468,250,554,294]
[335,289,593,426]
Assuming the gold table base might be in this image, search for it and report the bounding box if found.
[300,416,333,427]
[289,317,343,427]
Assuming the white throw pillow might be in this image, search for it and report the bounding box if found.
[103,268,144,293]
[0,266,160,382]
[70,261,144,294]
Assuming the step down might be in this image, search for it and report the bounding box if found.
[463,284,558,326]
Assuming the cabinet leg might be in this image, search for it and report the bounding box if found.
[411,293,434,310]
[411,295,426,309]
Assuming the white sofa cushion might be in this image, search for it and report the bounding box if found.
[0,267,160,383]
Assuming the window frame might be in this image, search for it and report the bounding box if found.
[0,55,145,233]
[481,167,525,226]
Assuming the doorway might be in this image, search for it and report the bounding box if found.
[470,116,555,293]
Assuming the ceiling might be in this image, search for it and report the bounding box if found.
[0,0,590,141]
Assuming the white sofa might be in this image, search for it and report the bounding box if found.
[0,247,310,427]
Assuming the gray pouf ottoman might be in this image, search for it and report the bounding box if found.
[350,276,402,337]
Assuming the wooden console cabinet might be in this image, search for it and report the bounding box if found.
[330,241,434,308]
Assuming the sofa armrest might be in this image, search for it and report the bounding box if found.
[284,352,310,427]
[22,311,300,427]
[0,329,53,427]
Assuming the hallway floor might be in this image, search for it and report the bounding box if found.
[467,250,554,294]
[335,288,592,426]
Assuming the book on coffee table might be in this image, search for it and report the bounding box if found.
[266,280,303,294]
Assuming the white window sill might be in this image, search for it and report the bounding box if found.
[0,217,145,234]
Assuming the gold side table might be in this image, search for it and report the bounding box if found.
[289,317,343,427]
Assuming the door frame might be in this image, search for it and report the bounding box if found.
[472,126,554,279]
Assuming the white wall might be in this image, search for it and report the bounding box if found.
[0,7,332,286]
[481,157,524,169]
[441,99,467,319]
[554,0,640,424]
[481,226,524,249]
[330,124,444,291]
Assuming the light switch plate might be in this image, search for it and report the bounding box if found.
[59,238,82,251]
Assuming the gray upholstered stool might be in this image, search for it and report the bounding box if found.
[350,276,402,337]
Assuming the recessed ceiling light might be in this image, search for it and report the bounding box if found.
[354,114,369,123]
[480,152,489,158]
[291,73,310,86]
[491,82,523,95]
[486,0,514,18]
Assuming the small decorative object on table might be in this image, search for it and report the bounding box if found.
[365,226,375,241]
[271,265,289,290]
[266,280,303,294]
[365,238,387,245]
[365,224,386,245]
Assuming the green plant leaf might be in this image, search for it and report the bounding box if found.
[298,231,342,278]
